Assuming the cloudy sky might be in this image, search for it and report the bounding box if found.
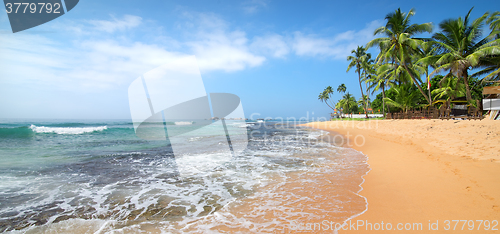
[0,0,497,119]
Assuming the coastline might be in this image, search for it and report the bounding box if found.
[303,119,500,233]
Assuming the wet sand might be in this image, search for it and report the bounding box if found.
[304,118,500,233]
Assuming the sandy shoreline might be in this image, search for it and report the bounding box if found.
[303,119,500,233]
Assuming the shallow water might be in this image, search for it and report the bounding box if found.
[0,119,368,233]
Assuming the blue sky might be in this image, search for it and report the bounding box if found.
[0,0,498,120]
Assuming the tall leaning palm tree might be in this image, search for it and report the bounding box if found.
[318,86,336,111]
[422,8,500,103]
[367,8,433,103]
[347,46,370,118]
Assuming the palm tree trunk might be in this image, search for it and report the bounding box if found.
[357,71,369,118]
[382,86,386,117]
[462,69,472,103]
[403,64,431,104]
[326,102,334,111]
[384,86,391,115]
[426,69,432,105]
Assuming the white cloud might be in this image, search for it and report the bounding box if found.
[291,20,382,59]
[0,34,186,91]
[0,13,382,93]
[251,34,289,58]
[87,15,142,33]
[242,0,268,14]
[0,34,71,86]
[189,33,266,72]
[181,13,266,72]
[71,41,187,88]
[0,13,267,92]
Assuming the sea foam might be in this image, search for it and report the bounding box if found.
[174,121,193,125]
[29,125,107,134]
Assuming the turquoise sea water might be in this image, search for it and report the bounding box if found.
[0,119,368,233]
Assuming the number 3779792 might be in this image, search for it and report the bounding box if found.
[5,2,61,14]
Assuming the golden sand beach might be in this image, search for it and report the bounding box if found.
[304,118,500,233]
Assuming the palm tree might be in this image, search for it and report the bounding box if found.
[358,96,371,114]
[473,55,500,83]
[337,93,357,118]
[318,86,336,111]
[488,11,500,37]
[336,84,347,117]
[416,41,438,103]
[367,64,392,117]
[421,8,500,103]
[347,46,371,118]
[367,8,433,103]
[337,83,347,94]
[361,54,376,99]
[383,84,421,113]
[474,12,500,83]
[431,76,465,101]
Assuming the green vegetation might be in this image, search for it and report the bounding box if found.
[329,117,385,121]
[337,92,358,117]
[319,7,500,118]
[383,84,422,113]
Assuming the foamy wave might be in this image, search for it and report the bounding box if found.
[306,130,328,139]
[174,121,193,125]
[29,125,107,134]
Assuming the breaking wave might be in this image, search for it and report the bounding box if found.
[29,125,107,135]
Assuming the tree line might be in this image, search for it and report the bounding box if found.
[320,7,500,118]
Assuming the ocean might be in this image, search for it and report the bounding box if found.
[0,119,368,233]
